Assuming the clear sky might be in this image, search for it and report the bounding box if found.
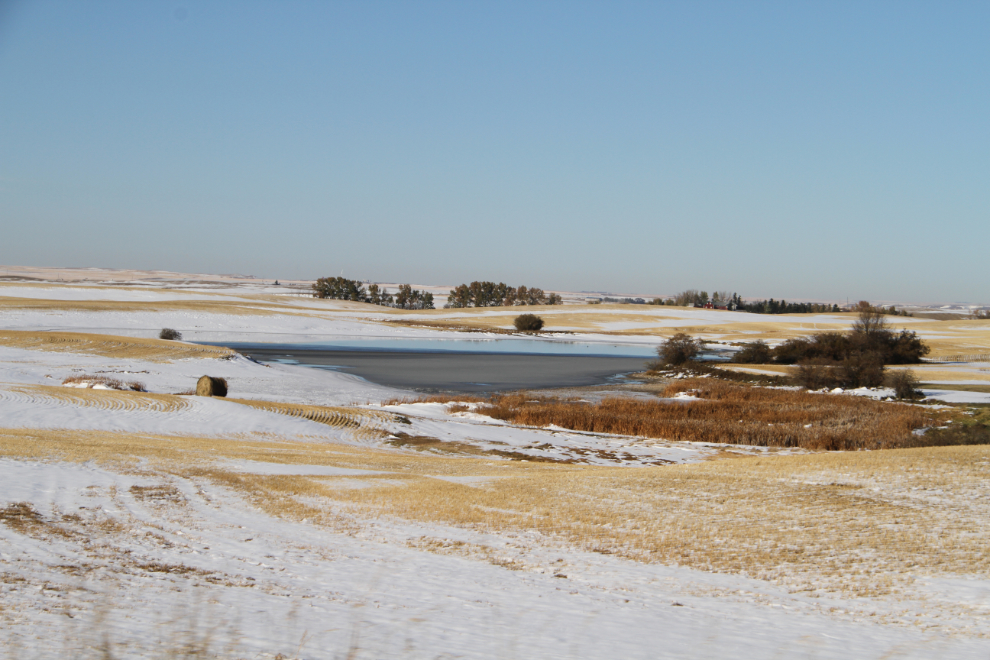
[1,2,987,302]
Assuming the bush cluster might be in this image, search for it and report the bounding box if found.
[445,281,562,308]
[733,302,931,390]
[159,328,182,341]
[652,333,704,367]
[312,277,434,309]
[794,354,886,389]
[513,314,545,332]
[733,340,772,364]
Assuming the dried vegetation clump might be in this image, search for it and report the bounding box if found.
[513,313,545,332]
[62,374,146,392]
[650,332,704,367]
[477,379,944,451]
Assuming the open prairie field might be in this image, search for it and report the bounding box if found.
[1,274,989,658]
[3,425,990,657]
[2,426,988,605]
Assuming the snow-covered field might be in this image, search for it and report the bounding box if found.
[2,276,990,659]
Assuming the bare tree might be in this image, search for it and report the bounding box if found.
[851,301,890,340]
[654,333,704,367]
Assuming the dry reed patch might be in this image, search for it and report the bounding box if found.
[9,384,192,414]
[0,330,234,362]
[383,394,488,406]
[475,380,943,451]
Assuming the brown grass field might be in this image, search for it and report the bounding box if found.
[0,426,987,608]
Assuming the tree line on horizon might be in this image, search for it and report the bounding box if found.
[312,277,435,309]
[445,281,562,308]
[645,289,912,315]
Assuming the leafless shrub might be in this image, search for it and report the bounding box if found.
[732,340,772,364]
[653,333,704,367]
[886,370,923,400]
[795,359,840,390]
[794,351,886,390]
[838,351,886,388]
[159,328,182,341]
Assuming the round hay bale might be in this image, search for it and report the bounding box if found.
[196,375,228,397]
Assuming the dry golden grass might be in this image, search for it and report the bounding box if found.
[0,295,285,317]
[8,384,192,413]
[717,364,990,385]
[889,365,990,382]
[330,446,990,599]
[227,398,397,440]
[2,426,987,602]
[0,427,543,475]
[922,383,990,394]
[716,364,796,376]
[476,379,944,451]
[0,330,234,362]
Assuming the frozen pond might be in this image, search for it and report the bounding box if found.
[218,338,658,357]
[220,339,655,393]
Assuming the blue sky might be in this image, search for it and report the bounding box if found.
[1,1,987,302]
